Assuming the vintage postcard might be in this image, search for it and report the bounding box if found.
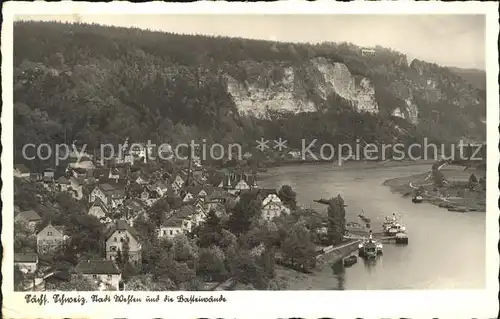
[2,1,499,318]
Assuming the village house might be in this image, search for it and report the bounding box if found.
[180,189,195,202]
[140,188,160,207]
[105,220,142,266]
[152,181,169,197]
[36,223,69,254]
[157,219,184,239]
[71,168,88,179]
[88,197,109,220]
[14,253,38,274]
[121,199,147,223]
[14,164,30,179]
[134,173,149,185]
[175,205,197,230]
[67,156,95,170]
[243,151,253,160]
[89,183,126,209]
[261,192,290,221]
[55,176,71,192]
[108,167,121,181]
[43,168,55,183]
[15,210,42,231]
[170,173,185,190]
[287,150,302,160]
[74,260,122,291]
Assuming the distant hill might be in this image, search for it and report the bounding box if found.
[448,67,486,90]
[13,21,486,170]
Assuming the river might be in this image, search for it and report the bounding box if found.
[258,162,486,290]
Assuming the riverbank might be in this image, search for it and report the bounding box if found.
[383,167,486,212]
[264,159,436,171]
[273,240,359,290]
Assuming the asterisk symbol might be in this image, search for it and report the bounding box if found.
[256,138,270,152]
[273,138,288,151]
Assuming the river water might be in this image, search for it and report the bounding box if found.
[259,162,486,290]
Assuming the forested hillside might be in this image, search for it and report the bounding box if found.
[13,21,486,167]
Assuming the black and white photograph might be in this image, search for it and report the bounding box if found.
[2,2,498,318]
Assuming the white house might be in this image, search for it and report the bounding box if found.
[14,253,38,274]
[74,260,122,291]
[36,223,69,254]
[154,182,169,197]
[88,198,108,220]
[90,184,126,209]
[182,192,194,202]
[105,220,142,266]
[157,219,184,239]
[261,194,290,221]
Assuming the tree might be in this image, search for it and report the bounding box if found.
[45,274,99,291]
[278,185,297,210]
[282,222,316,269]
[432,169,446,187]
[228,192,262,235]
[197,246,228,281]
[468,173,478,190]
[326,195,346,245]
[14,265,25,291]
[125,274,176,291]
[14,221,37,253]
[228,249,268,290]
[197,209,223,248]
[148,198,170,227]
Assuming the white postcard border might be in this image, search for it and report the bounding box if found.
[2,2,499,319]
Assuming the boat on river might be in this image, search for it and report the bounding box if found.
[383,213,407,236]
[412,195,423,203]
[358,231,383,258]
[343,255,358,267]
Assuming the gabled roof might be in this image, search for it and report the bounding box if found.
[72,167,87,175]
[91,197,109,212]
[75,260,121,275]
[162,218,184,228]
[258,188,278,198]
[105,220,140,242]
[14,253,38,263]
[16,210,42,222]
[56,176,71,184]
[15,164,30,173]
[185,185,202,195]
[123,199,145,212]
[38,223,65,236]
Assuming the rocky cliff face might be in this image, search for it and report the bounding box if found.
[223,47,485,141]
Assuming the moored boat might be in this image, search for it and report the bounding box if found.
[343,255,358,267]
[395,232,409,244]
[412,195,423,203]
[358,231,380,259]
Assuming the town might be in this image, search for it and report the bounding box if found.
[14,139,346,291]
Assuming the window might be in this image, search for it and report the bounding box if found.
[93,275,97,279]
[110,246,117,251]
[47,231,52,236]
[163,230,166,236]
[107,275,112,280]
[169,230,173,236]
[114,237,117,242]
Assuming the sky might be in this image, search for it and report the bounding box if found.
[16,14,486,70]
